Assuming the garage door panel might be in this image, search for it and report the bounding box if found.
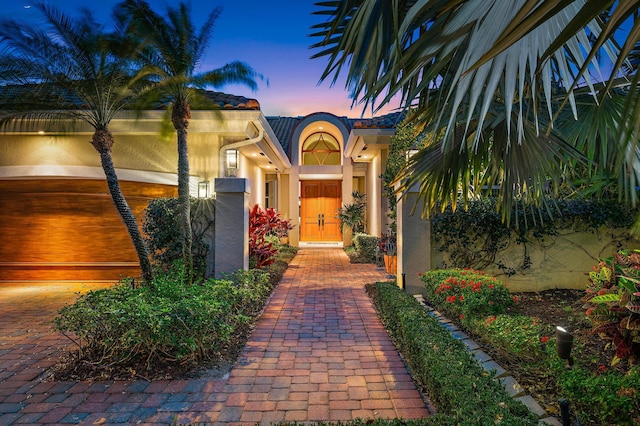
[0,179,177,281]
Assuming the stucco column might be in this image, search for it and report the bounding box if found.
[214,178,249,278]
[342,156,354,246]
[288,168,300,247]
[397,185,431,294]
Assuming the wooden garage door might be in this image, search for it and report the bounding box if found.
[0,179,177,281]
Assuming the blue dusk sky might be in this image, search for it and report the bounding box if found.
[2,1,402,118]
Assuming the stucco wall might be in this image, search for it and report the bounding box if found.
[430,227,640,292]
[0,134,177,173]
[365,151,383,238]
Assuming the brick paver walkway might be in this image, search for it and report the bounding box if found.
[0,248,430,425]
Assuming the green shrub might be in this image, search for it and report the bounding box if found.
[337,191,366,233]
[548,344,640,425]
[372,281,538,425]
[53,263,272,373]
[353,233,378,263]
[269,241,297,278]
[143,198,213,277]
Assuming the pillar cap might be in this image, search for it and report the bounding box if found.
[214,177,250,193]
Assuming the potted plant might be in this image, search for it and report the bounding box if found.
[337,191,366,233]
[378,231,397,276]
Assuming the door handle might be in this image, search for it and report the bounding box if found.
[318,214,321,226]
[321,213,325,227]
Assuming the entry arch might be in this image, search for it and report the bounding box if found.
[287,113,353,246]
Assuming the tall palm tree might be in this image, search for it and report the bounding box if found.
[0,3,156,283]
[311,0,640,219]
[118,0,262,278]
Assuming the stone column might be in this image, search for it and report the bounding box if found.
[397,185,431,294]
[214,178,249,278]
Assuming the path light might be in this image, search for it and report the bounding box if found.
[198,181,209,198]
[558,398,581,426]
[556,326,574,366]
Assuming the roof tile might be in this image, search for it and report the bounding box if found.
[204,91,260,110]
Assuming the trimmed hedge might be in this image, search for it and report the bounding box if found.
[371,281,538,425]
[353,233,379,263]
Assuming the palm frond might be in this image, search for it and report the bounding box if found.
[394,94,584,225]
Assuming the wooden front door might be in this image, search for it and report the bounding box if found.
[300,180,342,242]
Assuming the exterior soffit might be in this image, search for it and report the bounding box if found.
[345,128,395,161]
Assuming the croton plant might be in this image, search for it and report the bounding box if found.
[583,250,640,365]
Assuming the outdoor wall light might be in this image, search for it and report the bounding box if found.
[556,326,574,366]
[198,180,210,198]
[226,149,239,176]
[406,147,419,162]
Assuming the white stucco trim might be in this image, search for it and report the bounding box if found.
[345,128,395,159]
[257,116,292,170]
[298,173,344,180]
[0,165,179,186]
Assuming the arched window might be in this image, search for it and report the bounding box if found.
[301,132,341,166]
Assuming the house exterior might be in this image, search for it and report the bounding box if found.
[0,92,400,282]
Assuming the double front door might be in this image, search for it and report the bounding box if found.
[300,180,342,242]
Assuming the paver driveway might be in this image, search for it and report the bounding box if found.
[0,248,430,425]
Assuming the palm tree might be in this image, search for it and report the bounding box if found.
[0,3,156,283]
[118,0,263,278]
[311,1,640,220]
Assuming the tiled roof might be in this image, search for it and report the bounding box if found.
[266,116,301,156]
[352,111,403,129]
[0,85,260,111]
[203,91,260,110]
[266,112,403,159]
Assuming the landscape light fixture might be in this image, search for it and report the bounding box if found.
[555,326,574,366]
[197,180,209,198]
[226,149,239,176]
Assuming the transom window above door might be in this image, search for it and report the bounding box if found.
[301,132,341,166]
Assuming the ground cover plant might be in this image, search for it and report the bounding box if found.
[420,267,640,425]
[51,240,297,381]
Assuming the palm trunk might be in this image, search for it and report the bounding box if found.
[91,128,154,285]
[172,100,193,281]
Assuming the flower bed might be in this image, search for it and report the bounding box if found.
[420,268,640,425]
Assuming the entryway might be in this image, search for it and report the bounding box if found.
[300,180,342,242]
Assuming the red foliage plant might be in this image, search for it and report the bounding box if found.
[249,205,294,269]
